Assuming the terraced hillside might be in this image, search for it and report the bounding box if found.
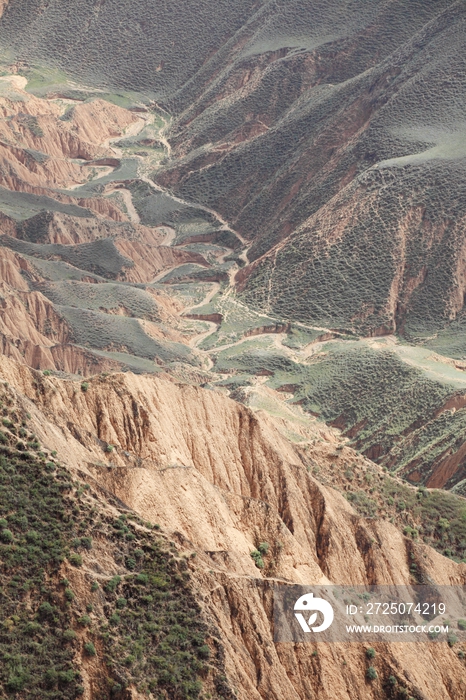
[0,72,224,379]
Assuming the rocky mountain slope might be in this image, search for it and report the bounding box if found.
[0,66,464,492]
[0,2,465,696]
[0,352,465,699]
[154,0,466,344]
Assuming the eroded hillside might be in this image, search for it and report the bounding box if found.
[0,4,465,697]
[0,58,464,492]
[0,353,465,699]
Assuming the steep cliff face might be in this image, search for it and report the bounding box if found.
[0,354,464,699]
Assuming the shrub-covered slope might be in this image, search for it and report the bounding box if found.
[0,0,261,101]
[0,383,229,699]
[151,1,466,339]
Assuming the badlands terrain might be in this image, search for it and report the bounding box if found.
[0,0,463,698]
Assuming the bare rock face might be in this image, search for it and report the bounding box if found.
[0,354,464,699]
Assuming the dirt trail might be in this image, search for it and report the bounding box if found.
[151,264,180,283]
[140,173,246,244]
[105,186,140,223]
[182,283,222,348]
[157,124,172,158]
[209,331,290,355]
[188,321,218,349]
[102,116,146,156]
[186,282,220,312]
[158,225,176,246]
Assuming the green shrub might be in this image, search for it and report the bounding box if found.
[68,553,83,567]
[81,383,89,392]
[135,572,148,585]
[44,668,58,687]
[64,588,75,601]
[80,537,92,550]
[109,613,120,626]
[366,666,377,680]
[458,619,466,630]
[84,642,96,657]
[197,644,210,659]
[0,528,13,543]
[438,518,450,532]
[250,550,264,569]
[105,444,114,453]
[258,542,269,555]
[365,647,376,659]
[6,666,30,692]
[116,597,127,609]
[403,526,418,539]
[104,575,121,593]
[38,602,55,620]
[57,669,75,684]
[63,629,77,641]
[448,633,458,647]
[78,615,91,627]
[25,622,42,635]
